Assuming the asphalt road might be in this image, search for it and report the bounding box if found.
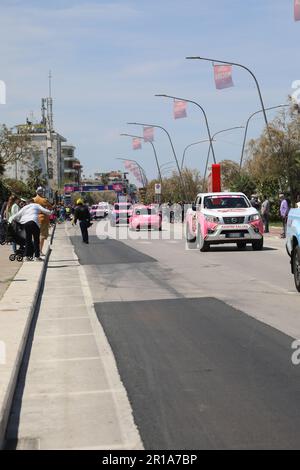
[71,222,300,450]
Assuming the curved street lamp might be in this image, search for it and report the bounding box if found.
[186,55,272,144]
[115,157,148,187]
[181,139,210,170]
[120,133,162,186]
[203,126,244,185]
[239,104,289,168]
[127,121,187,200]
[155,94,216,164]
[160,160,175,170]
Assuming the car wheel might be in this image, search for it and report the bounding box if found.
[185,223,197,249]
[252,238,264,251]
[236,241,247,250]
[198,226,210,252]
[292,247,300,293]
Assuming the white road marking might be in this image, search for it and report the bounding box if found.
[35,333,94,339]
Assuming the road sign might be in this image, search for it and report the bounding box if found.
[155,183,162,195]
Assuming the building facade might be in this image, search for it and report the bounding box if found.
[61,144,81,184]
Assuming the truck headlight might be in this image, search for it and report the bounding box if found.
[205,215,219,223]
[249,214,261,222]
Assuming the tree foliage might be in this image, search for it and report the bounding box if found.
[26,156,48,196]
[0,155,5,176]
[145,168,204,203]
[3,178,32,198]
[245,106,300,204]
[0,124,35,169]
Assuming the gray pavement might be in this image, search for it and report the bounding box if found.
[5,220,300,449]
[5,224,142,450]
[0,245,20,300]
[96,297,300,450]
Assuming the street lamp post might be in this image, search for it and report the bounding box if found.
[181,139,211,170]
[120,133,162,186]
[127,121,187,200]
[155,94,216,164]
[186,56,272,144]
[239,105,289,168]
[202,126,245,187]
[115,158,148,188]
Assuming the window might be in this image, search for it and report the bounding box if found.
[203,196,249,209]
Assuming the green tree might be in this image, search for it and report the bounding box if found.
[0,124,34,168]
[219,159,240,190]
[3,178,31,198]
[229,171,257,198]
[245,106,300,204]
[26,156,48,196]
[0,155,5,176]
[145,168,204,203]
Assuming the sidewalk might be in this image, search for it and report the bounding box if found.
[5,224,143,450]
[0,245,20,300]
[0,238,51,449]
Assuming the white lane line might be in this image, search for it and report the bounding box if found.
[27,389,124,399]
[38,316,89,321]
[36,356,101,364]
[76,262,144,450]
[65,223,143,449]
[35,333,94,339]
[73,443,142,450]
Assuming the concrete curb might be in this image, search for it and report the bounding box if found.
[0,226,55,449]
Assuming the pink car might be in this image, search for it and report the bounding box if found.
[129,205,162,231]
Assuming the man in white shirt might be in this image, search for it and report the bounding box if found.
[11,199,51,261]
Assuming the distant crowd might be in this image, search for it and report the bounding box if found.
[250,193,300,238]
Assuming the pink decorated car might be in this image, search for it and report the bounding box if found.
[185,192,264,251]
[129,205,162,231]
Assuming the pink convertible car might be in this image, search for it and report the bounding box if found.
[129,205,162,231]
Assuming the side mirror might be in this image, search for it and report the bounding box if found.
[192,203,197,212]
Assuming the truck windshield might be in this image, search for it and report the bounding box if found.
[204,196,249,209]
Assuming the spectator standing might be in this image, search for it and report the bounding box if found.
[5,195,20,222]
[5,196,21,253]
[250,195,261,211]
[11,200,51,261]
[279,193,289,239]
[73,199,91,244]
[0,197,8,220]
[261,196,270,233]
[33,187,52,256]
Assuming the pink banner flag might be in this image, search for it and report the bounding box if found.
[143,126,154,142]
[132,137,141,150]
[295,0,300,20]
[173,99,187,119]
[124,160,131,170]
[214,65,234,89]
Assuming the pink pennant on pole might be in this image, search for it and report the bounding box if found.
[295,0,300,20]
[124,160,131,170]
[132,138,141,150]
[214,65,234,89]
[173,100,187,119]
[143,126,154,142]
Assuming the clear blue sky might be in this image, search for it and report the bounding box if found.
[0,0,299,182]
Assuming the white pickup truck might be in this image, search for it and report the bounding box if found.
[185,192,264,252]
[286,208,300,292]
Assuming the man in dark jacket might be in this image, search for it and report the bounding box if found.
[73,199,91,244]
